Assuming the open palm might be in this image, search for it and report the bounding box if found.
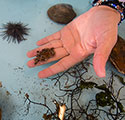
[27,6,120,78]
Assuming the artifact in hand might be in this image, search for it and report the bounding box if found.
[34,48,55,65]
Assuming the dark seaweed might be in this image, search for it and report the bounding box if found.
[24,57,125,120]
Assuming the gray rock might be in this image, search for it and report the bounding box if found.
[47,3,76,24]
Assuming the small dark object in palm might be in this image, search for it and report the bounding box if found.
[1,22,30,43]
[34,48,55,65]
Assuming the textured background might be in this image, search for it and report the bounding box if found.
[0,0,124,120]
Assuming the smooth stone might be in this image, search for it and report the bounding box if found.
[47,3,76,24]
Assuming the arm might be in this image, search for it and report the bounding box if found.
[119,0,125,2]
[27,1,123,78]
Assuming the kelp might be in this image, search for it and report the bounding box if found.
[24,58,125,120]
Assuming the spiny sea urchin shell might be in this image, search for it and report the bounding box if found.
[1,22,30,44]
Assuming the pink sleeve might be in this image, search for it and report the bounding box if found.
[119,0,125,2]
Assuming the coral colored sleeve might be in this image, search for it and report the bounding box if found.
[119,0,125,2]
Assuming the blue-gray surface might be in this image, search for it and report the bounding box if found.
[0,0,124,120]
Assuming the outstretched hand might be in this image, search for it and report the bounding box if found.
[27,6,120,78]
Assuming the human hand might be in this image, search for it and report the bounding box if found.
[27,6,120,78]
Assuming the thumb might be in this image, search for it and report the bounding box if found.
[93,30,118,77]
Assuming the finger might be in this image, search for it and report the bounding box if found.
[37,31,61,46]
[27,47,68,68]
[38,55,79,78]
[93,29,118,77]
[27,40,63,58]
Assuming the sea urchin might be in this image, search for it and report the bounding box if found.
[1,22,30,44]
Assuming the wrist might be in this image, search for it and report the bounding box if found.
[73,5,120,47]
[92,0,125,24]
[91,5,121,23]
